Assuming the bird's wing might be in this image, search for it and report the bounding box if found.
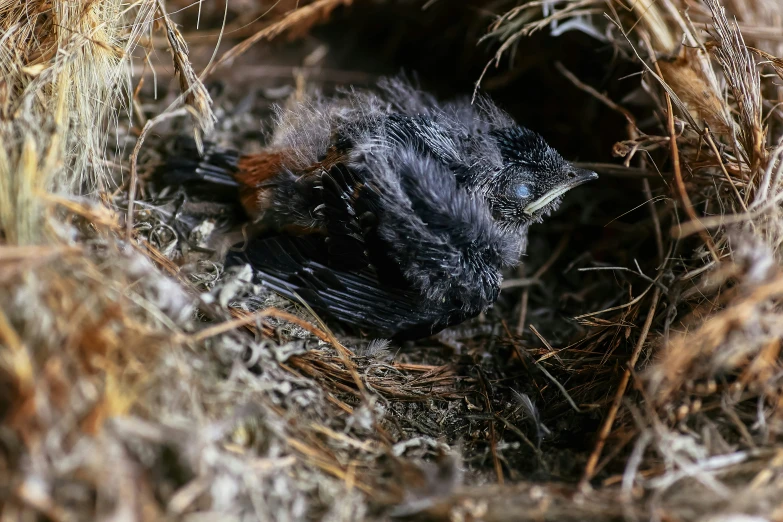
[227,234,461,339]
[317,163,376,272]
[156,138,242,201]
[226,163,463,340]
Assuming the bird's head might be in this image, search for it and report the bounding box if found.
[483,126,597,227]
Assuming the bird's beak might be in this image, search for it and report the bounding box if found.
[523,168,598,215]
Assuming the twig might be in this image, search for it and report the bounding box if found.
[155,0,216,148]
[494,414,542,456]
[556,61,637,128]
[530,349,582,414]
[293,293,367,397]
[515,233,570,335]
[661,84,720,263]
[574,162,659,178]
[642,178,665,264]
[515,267,530,337]
[603,195,668,228]
[198,304,370,402]
[501,321,582,414]
[703,126,748,212]
[182,306,350,359]
[0,244,81,261]
[204,0,351,77]
[0,306,24,353]
[752,136,783,207]
[674,188,783,238]
[580,286,661,489]
[529,324,564,366]
[501,277,539,289]
[126,107,191,239]
[574,283,653,319]
[578,265,667,293]
[477,369,504,485]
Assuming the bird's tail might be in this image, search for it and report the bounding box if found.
[155,137,241,198]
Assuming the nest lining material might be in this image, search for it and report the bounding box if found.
[2,0,783,520]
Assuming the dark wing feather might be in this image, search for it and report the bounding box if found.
[226,162,461,340]
[226,235,461,340]
[156,138,241,201]
[318,164,372,272]
[162,137,240,186]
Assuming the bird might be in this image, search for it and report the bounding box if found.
[157,77,597,341]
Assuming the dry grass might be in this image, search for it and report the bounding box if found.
[2,0,783,520]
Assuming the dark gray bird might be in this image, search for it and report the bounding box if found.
[160,78,596,340]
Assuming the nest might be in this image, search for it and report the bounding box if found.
[2,0,783,520]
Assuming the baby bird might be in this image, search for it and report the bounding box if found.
[159,78,596,340]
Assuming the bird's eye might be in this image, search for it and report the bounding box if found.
[514,184,531,199]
